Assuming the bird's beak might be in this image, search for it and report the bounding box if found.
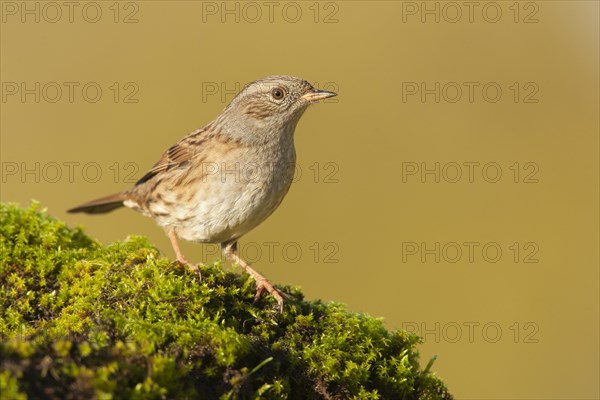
[301,88,337,103]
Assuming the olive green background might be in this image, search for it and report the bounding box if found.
[1,1,598,398]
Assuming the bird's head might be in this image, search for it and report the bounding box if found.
[214,76,336,144]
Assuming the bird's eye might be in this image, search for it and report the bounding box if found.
[271,87,285,100]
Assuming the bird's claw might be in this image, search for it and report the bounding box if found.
[254,277,285,312]
[176,258,202,280]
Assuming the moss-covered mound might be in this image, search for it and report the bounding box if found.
[0,202,452,399]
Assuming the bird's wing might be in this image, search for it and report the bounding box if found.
[135,128,208,185]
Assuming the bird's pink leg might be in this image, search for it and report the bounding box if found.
[222,241,284,312]
[167,229,200,277]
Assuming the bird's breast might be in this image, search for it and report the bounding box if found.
[147,143,297,243]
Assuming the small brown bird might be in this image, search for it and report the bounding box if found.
[68,76,336,311]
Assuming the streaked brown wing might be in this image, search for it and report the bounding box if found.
[135,128,207,185]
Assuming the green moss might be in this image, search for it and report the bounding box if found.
[0,202,452,400]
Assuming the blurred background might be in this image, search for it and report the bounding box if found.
[1,1,598,398]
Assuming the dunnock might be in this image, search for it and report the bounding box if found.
[68,76,336,311]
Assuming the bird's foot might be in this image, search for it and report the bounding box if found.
[254,276,285,312]
[221,241,285,312]
[167,229,201,278]
[175,257,202,279]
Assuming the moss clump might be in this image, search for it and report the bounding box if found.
[0,202,452,400]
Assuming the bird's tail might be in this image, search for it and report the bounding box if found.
[68,192,128,214]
